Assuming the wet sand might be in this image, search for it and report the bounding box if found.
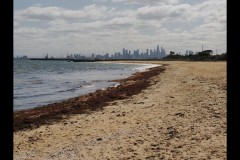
[14,61,226,159]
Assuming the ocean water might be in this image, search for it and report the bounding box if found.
[14,59,159,111]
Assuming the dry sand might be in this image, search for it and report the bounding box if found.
[14,61,226,160]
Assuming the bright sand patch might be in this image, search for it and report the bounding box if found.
[14,61,226,159]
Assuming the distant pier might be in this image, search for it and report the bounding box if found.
[29,58,96,62]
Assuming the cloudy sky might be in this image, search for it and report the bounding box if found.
[14,0,226,58]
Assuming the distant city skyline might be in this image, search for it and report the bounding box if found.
[14,44,219,59]
[17,45,167,59]
[14,0,226,57]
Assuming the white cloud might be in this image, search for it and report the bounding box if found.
[136,4,192,21]
[14,0,226,56]
[15,4,116,22]
[14,27,46,37]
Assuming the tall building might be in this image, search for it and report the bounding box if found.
[122,48,126,55]
[91,53,95,59]
[157,45,160,58]
[161,47,166,58]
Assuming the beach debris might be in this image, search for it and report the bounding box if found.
[166,127,179,139]
[96,138,102,141]
[174,112,184,117]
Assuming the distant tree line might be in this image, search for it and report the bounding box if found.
[163,50,226,61]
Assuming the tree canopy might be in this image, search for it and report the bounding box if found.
[163,50,226,61]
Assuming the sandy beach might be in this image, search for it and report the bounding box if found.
[14,61,226,159]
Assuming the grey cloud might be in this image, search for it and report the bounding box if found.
[15,4,115,21]
[14,0,226,56]
[14,27,46,36]
[195,0,226,21]
[136,4,191,21]
[103,17,133,29]
[111,0,179,5]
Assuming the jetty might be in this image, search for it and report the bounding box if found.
[29,58,96,62]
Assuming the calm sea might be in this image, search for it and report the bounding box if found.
[14,59,158,111]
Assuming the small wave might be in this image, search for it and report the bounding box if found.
[16,93,53,99]
[28,76,38,79]
[57,88,77,93]
[133,64,162,72]
[92,80,102,83]
[57,71,64,74]
[27,79,43,84]
[64,81,71,84]
[113,83,120,87]
[80,83,94,88]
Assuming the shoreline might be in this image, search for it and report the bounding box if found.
[14,61,226,159]
[14,61,161,112]
[14,64,166,132]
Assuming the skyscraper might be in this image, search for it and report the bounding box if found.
[157,45,160,58]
